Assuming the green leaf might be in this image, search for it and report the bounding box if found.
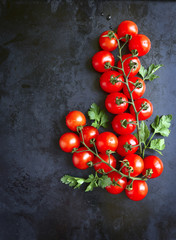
[138,65,147,79]
[150,138,165,151]
[138,64,163,81]
[133,132,138,140]
[151,114,172,137]
[140,121,150,144]
[85,181,96,192]
[88,103,109,129]
[98,175,112,188]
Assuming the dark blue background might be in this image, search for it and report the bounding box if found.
[0,1,176,239]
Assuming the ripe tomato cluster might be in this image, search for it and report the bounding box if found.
[60,20,164,201]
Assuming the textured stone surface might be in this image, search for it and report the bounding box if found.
[0,1,176,240]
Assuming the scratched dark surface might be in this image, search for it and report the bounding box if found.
[0,0,176,240]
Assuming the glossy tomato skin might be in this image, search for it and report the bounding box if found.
[96,132,118,153]
[93,153,116,173]
[72,147,94,170]
[79,126,99,147]
[121,154,144,177]
[130,98,153,121]
[123,77,146,100]
[116,134,138,156]
[66,111,86,131]
[100,70,124,93]
[105,172,127,194]
[92,51,115,72]
[117,20,138,42]
[129,34,151,57]
[99,31,118,51]
[112,113,136,135]
[59,132,80,152]
[125,180,148,201]
[105,92,128,114]
[142,155,164,178]
[117,54,141,78]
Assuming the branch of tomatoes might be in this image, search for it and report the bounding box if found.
[60,20,172,201]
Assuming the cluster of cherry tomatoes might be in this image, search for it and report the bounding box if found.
[59,21,164,201]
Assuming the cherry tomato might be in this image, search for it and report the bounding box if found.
[59,132,80,152]
[96,132,118,153]
[142,155,164,178]
[116,134,138,156]
[117,54,141,78]
[117,20,138,42]
[99,30,118,51]
[125,180,148,201]
[129,34,151,57]
[93,153,116,173]
[123,77,146,100]
[100,70,124,93]
[129,98,153,121]
[105,92,128,114]
[92,51,115,72]
[72,147,94,170]
[112,113,136,135]
[105,172,127,194]
[121,154,144,177]
[66,111,86,131]
[79,126,99,147]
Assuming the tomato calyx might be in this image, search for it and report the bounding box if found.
[143,168,153,179]
[131,49,138,57]
[129,60,138,70]
[115,96,128,105]
[120,119,136,128]
[110,74,123,85]
[104,61,112,69]
[140,102,149,111]
[123,142,139,152]
[102,31,116,40]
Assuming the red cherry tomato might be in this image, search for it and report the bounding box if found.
[130,98,153,121]
[79,126,99,147]
[112,113,136,135]
[142,155,164,178]
[92,51,115,72]
[93,153,116,173]
[96,132,118,153]
[117,20,138,42]
[59,132,80,152]
[116,134,138,156]
[99,30,118,51]
[129,34,151,56]
[100,70,124,93]
[66,111,86,131]
[72,147,94,170]
[105,172,127,194]
[121,154,144,177]
[123,77,146,100]
[117,54,141,78]
[105,92,128,114]
[125,180,148,201]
